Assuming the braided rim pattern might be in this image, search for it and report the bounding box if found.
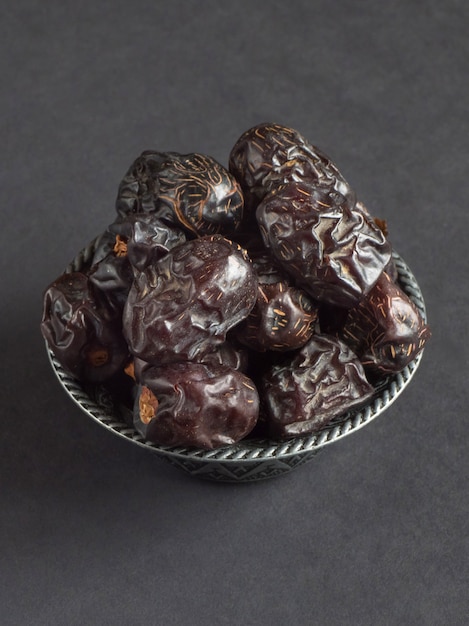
[47,242,427,464]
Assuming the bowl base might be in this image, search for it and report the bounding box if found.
[162,449,322,482]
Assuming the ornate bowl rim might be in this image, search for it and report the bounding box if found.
[45,240,427,469]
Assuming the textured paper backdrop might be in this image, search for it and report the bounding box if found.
[1,2,467,624]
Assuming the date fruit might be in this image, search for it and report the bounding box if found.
[340,271,431,373]
[41,272,129,383]
[88,246,134,312]
[234,249,318,351]
[229,122,354,211]
[257,182,392,308]
[123,235,258,365]
[261,334,374,438]
[116,151,244,236]
[110,213,187,272]
[134,362,259,449]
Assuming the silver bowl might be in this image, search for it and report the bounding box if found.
[46,241,428,482]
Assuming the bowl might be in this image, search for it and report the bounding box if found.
[46,240,428,482]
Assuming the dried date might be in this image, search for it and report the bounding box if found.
[116,151,244,236]
[123,235,258,365]
[261,334,374,438]
[134,362,259,449]
[87,245,134,312]
[340,271,431,373]
[128,340,249,383]
[110,213,186,272]
[234,249,318,351]
[257,182,392,308]
[229,122,354,212]
[41,272,129,383]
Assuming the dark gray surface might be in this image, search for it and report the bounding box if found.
[1,1,467,624]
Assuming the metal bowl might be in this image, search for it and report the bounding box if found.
[46,241,428,482]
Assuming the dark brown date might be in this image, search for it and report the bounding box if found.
[261,334,374,439]
[87,246,134,312]
[110,213,187,272]
[340,271,431,373]
[257,182,392,308]
[229,122,354,211]
[41,272,129,383]
[234,250,318,351]
[198,341,250,372]
[123,235,258,365]
[89,230,118,266]
[129,341,249,383]
[116,151,244,236]
[356,201,399,282]
[134,362,259,449]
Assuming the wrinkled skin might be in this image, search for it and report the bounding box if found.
[110,213,187,272]
[130,341,249,383]
[123,236,258,365]
[197,340,250,372]
[341,272,431,373]
[134,362,259,449]
[116,151,244,235]
[41,272,129,383]
[87,248,134,312]
[234,250,318,351]
[356,201,399,282]
[229,122,355,212]
[262,334,374,439]
[257,182,392,308]
[89,230,118,266]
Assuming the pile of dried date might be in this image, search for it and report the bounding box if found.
[41,123,431,449]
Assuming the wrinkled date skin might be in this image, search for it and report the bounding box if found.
[123,235,258,365]
[197,341,250,373]
[257,182,392,308]
[229,122,355,212]
[129,341,249,383]
[89,230,118,266]
[234,251,318,351]
[116,151,244,236]
[134,362,259,449]
[41,272,129,383]
[262,334,374,439]
[340,272,432,373]
[88,246,134,312]
[110,213,187,272]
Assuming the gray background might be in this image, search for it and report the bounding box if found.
[1,1,468,624]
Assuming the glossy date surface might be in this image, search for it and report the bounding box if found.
[257,182,392,308]
[261,334,374,438]
[116,151,244,236]
[340,271,431,373]
[234,249,318,351]
[229,122,354,212]
[87,248,134,312]
[123,235,258,365]
[110,213,187,272]
[134,362,259,449]
[41,272,129,383]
